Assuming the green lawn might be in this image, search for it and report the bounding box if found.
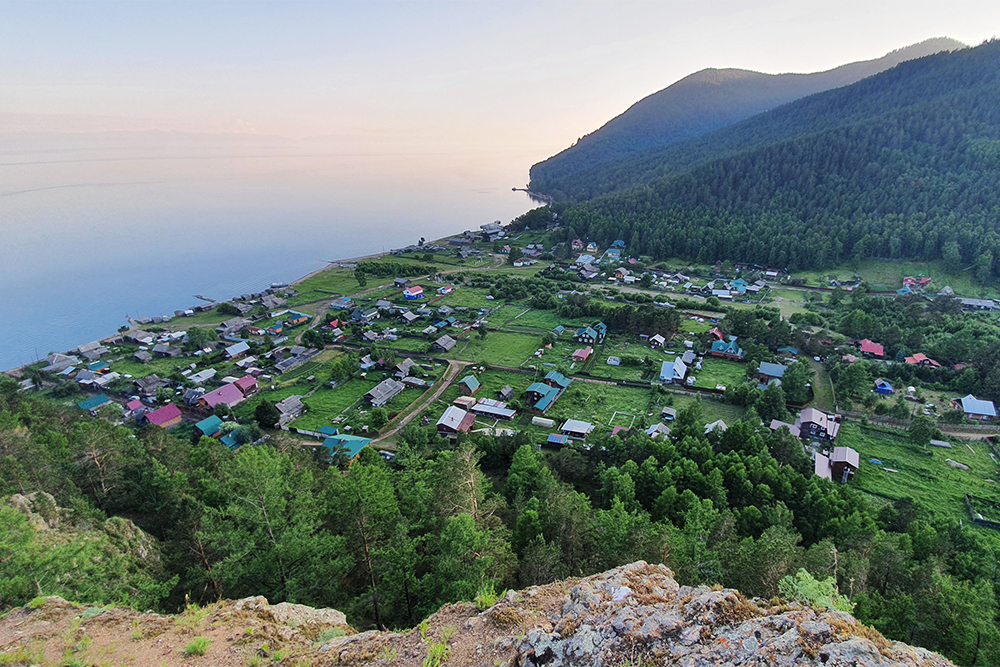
[692,357,747,390]
[680,318,711,335]
[838,422,1000,522]
[808,359,836,411]
[109,355,194,379]
[484,304,532,327]
[450,331,543,368]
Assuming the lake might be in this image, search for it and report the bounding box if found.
[0,133,539,370]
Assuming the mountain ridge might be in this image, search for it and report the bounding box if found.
[530,37,965,199]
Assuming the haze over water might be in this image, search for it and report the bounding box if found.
[0,134,536,370]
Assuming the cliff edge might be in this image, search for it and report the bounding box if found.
[0,561,952,666]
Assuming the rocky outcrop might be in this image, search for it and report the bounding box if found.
[0,562,951,667]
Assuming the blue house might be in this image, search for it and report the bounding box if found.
[78,394,111,411]
[710,339,745,361]
[195,414,223,438]
[611,240,626,248]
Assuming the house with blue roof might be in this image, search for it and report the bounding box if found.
[318,425,339,436]
[525,382,561,414]
[757,362,786,384]
[611,239,626,248]
[545,433,569,448]
[221,432,239,449]
[543,371,571,389]
[322,434,372,464]
[660,357,688,384]
[553,325,565,336]
[953,394,997,421]
[78,394,111,411]
[777,346,798,356]
[195,415,223,438]
[710,339,745,361]
[875,379,893,395]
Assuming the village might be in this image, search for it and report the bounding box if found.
[13,218,1000,524]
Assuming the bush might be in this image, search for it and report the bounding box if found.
[778,569,852,612]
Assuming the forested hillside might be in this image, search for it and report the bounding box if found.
[549,40,1000,276]
[529,37,963,199]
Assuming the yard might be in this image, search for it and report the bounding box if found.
[838,422,1000,523]
[448,331,545,368]
[691,357,748,391]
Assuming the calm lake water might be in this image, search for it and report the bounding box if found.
[0,134,538,370]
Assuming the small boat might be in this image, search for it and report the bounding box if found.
[270,282,289,289]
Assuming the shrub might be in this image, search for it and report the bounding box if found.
[183,637,211,656]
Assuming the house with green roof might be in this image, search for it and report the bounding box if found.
[459,375,481,396]
[78,394,111,411]
[195,415,223,438]
[322,434,372,465]
[710,339,745,361]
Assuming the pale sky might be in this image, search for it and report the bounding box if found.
[2,0,998,160]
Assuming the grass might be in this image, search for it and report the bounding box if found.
[838,422,1000,522]
[450,331,544,368]
[183,637,211,656]
[808,359,836,411]
[691,357,748,390]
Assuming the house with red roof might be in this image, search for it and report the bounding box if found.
[571,239,584,250]
[146,403,182,429]
[200,383,245,409]
[234,375,258,396]
[858,339,884,357]
[904,352,941,368]
[572,346,593,362]
[708,327,724,341]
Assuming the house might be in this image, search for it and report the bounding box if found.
[437,406,476,437]
[394,358,416,378]
[78,394,111,412]
[195,415,223,438]
[574,325,605,345]
[152,343,182,358]
[285,311,310,327]
[708,328,725,341]
[216,317,250,335]
[362,331,380,343]
[607,356,621,366]
[795,408,842,442]
[225,341,250,359]
[614,267,630,281]
[525,383,561,413]
[660,357,688,384]
[459,375,481,396]
[875,379,893,395]
[904,352,941,368]
[815,447,860,483]
[471,399,517,420]
[92,371,121,389]
[705,420,728,435]
[422,325,439,337]
[234,375,258,397]
[200,384,245,410]
[499,385,514,401]
[578,265,600,280]
[952,394,997,421]
[585,242,598,254]
[376,299,394,310]
[352,307,380,323]
[433,335,457,352]
[572,346,593,362]
[776,346,798,357]
[330,297,352,310]
[438,305,455,317]
[182,387,205,406]
[710,339,745,361]
[561,420,594,438]
[403,286,425,300]
[274,395,306,425]
[571,238,584,250]
[188,368,217,385]
[769,419,801,437]
[401,311,420,325]
[758,362,786,384]
[661,407,677,421]
[543,371,572,390]
[645,423,671,439]
[322,434,371,464]
[858,339,885,358]
[649,334,666,349]
[261,294,286,310]
[365,379,405,407]
[146,404,183,429]
[394,278,413,289]
[133,374,164,398]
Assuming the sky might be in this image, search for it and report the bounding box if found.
[2,0,999,165]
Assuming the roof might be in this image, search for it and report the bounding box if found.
[147,403,182,426]
[904,352,941,367]
[459,375,480,391]
[711,339,744,357]
[322,434,371,459]
[125,399,144,411]
[561,419,593,435]
[960,395,997,417]
[547,433,569,445]
[831,447,861,469]
[645,423,671,438]
[544,371,571,388]
[234,375,257,393]
[859,339,884,356]
[78,394,111,411]
[366,379,406,406]
[202,383,245,408]
[471,401,517,419]
[434,335,457,350]
[705,419,728,434]
[758,362,786,378]
[437,406,474,432]
[195,415,223,435]
[769,419,801,437]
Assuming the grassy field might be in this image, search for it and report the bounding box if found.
[791,259,999,298]
[839,422,1000,522]
[692,357,747,390]
[485,304,532,327]
[808,359,837,411]
[679,318,712,335]
[450,331,543,367]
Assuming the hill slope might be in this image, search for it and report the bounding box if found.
[556,39,1000,274]
[0,562,952,666]
[530,37,964,199]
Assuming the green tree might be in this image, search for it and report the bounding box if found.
[255,400,281,428]
[908,414,935,451]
